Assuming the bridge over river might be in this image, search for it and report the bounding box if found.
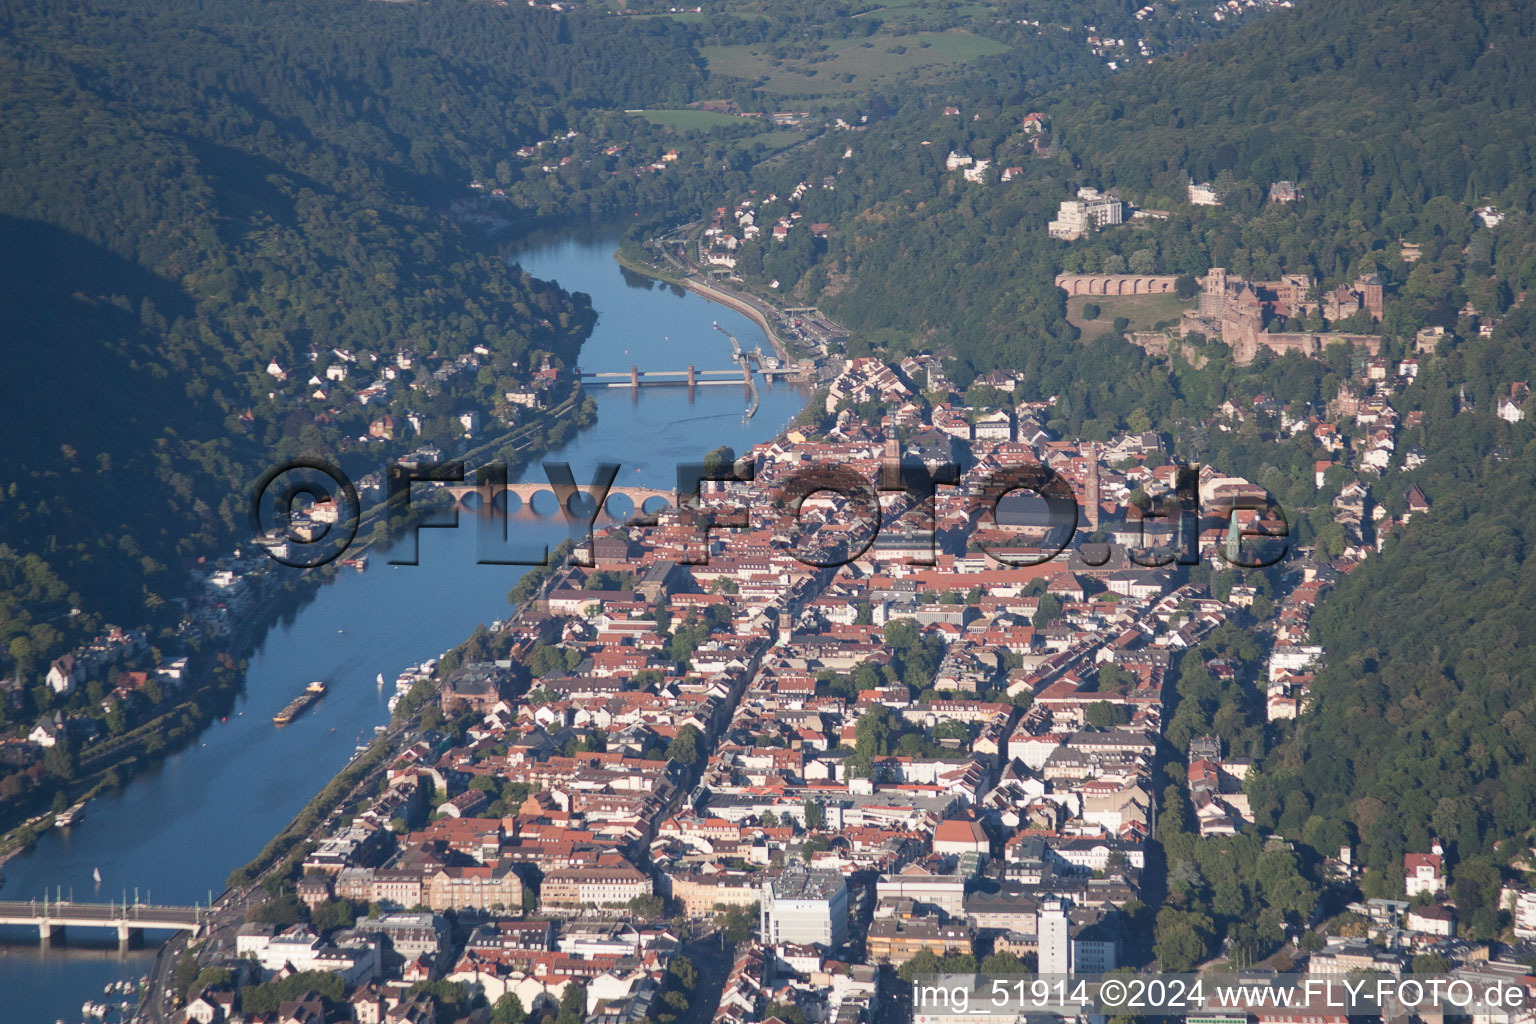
[0,898,206,945]
[438,480,679,517]
[581,364,750,388]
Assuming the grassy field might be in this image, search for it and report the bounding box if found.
[632,108,752,131]
[701,29,1010,97]
[1067,293,1195,342]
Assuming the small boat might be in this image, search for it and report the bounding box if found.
[376,672,385,686]
[93,867,101,884]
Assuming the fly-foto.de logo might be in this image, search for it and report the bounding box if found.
[249,457,1290,571]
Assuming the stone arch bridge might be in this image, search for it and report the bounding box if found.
[438,481,678,518]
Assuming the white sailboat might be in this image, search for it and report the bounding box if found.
[92,867,101,884]
[376,672,385,687]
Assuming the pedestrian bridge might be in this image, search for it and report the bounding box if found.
[0,899,206,945]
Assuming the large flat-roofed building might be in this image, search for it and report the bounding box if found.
[866,915,974,965]
[666,868,765,920]
[1048,188,1124,240]
[762,864,849,951]
[876,864,966,917]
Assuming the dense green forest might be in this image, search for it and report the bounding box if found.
[0,0,708,680]
[1056,0,1536,227]
[1245,298,1536,930]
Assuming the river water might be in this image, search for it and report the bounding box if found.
[0,237,807,1023]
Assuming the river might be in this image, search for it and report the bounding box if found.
[0,236,808,1023]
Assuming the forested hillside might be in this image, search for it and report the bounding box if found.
[681,0,1536,924]
[1046,0,1536,924]
[713,0,1536,380]
[1245,299,1536,932]
[0,0,703,676]
[1057,0,1536,225]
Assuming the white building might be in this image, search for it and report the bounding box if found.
[1048,188,1123,240]
[876,865,966,917]
[1497,385,1528,423]
[46,656,76,695]
[973,410,1015,441]
[963,159,992,184]
[1503,886,1536,939]
[1037,897,1118,976]
[1405,904,1456,937]
[1038,898,1070,975]
[1188,181,1223,206]
[236,923,379,985]
[1268,644,1323,682]
[761,865,848,951]
[1405,843,1446,898]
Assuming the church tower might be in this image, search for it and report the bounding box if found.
[881,416,901,490]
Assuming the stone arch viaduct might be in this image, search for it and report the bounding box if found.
[1054,273,1181,296]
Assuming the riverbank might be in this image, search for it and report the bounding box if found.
[613,245,802,367]
[0,581,306,864]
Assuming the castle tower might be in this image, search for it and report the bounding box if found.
[1199,267,1228,317]
[1084,443,1101,529]
[1358,274,1384,319]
